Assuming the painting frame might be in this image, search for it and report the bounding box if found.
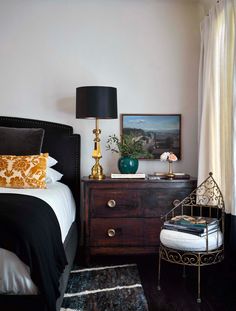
[121,114,181,160]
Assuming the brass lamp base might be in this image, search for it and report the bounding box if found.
[89,159,105,180]
[89,118,106,180]
[89,173,105,180]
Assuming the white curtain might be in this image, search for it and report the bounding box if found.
[198,0,236,215]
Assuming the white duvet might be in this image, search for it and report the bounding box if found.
[0,182,76,295]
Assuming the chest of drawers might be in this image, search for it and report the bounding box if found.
[82,177,197,264]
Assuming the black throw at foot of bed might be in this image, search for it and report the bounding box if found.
[0,116,81,311]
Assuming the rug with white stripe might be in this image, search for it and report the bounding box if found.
[60,263,149,311]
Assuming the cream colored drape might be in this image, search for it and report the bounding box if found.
[198,0,236,214]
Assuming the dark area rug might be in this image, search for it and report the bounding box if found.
[60,263,149,311]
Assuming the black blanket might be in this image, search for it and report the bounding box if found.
[0,193,68,311]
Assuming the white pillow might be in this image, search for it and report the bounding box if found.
[46,167,63,183]
[47,156,58,168]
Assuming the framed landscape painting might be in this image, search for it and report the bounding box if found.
[121,114,181,160]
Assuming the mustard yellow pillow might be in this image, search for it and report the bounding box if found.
[0,153,48,189]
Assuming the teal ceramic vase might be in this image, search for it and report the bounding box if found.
[118,156,139,174]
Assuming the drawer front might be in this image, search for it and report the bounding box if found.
[90,218,161,246]
[90,190,142,217]
[89,187,195,218]
[143,188,194,217]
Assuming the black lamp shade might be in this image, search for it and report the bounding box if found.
[76,86,118,119]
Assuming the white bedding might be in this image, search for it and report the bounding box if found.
[0,182,76,295]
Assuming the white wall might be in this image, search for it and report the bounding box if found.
[0,0,201,177]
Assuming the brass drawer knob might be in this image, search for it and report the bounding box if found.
[107,228,116,237]
[107,199,116,208]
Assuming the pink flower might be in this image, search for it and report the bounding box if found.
[168,153,178,162]
[160,152,178,162]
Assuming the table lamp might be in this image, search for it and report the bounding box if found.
[76,86,117,180]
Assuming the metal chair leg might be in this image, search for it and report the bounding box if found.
[197,260,201,303]
[157,248,161,291]
[182,265,186,278]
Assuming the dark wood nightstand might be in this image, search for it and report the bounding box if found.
[82,177,197,264]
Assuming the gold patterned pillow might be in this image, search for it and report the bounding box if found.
[0,153,48,189]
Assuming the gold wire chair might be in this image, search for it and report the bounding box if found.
[157,172,225,303]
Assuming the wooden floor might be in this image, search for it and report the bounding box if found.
[81,251,236,311]
[137,254,236,311]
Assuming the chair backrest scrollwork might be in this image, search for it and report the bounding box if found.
[162,172,225,251]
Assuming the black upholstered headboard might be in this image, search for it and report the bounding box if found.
[0,116,81,205]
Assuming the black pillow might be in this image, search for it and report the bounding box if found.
[0,126,45,155]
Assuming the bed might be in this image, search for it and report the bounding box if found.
[0,116,80,311]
